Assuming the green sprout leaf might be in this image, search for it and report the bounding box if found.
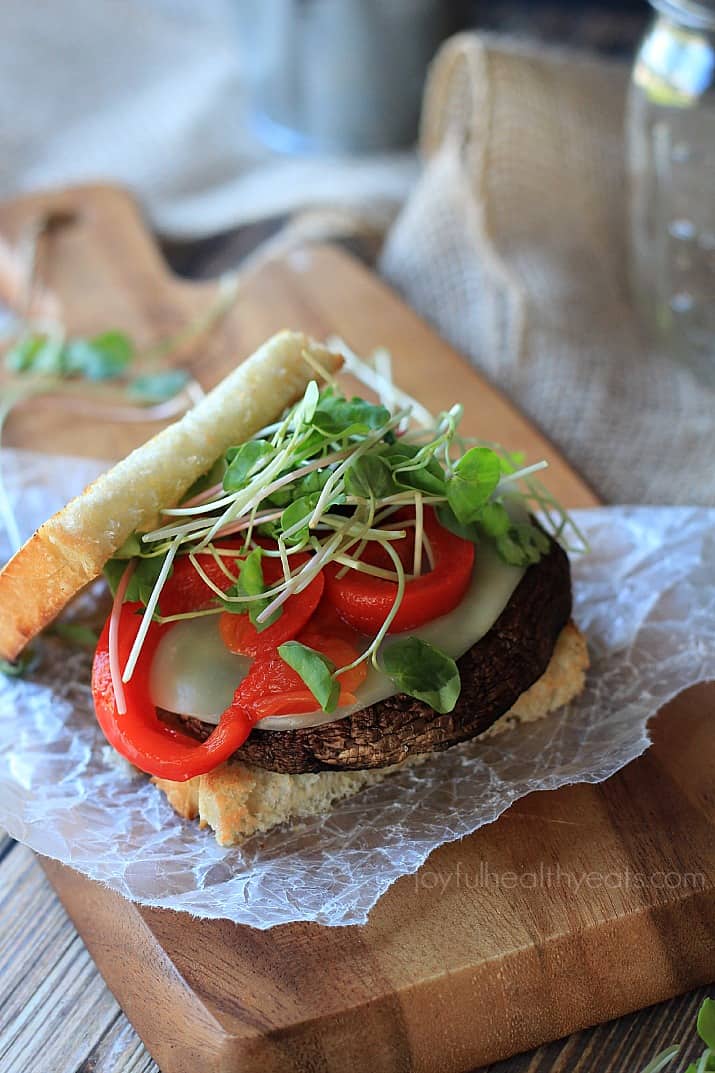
[64,331,134,380]
[446,446,501,525]
[387,443,447,496]
[236,547,264,598]
[312,390,391,439]
[280,493,321,545]
[0,647,38,678]
[478,500,512,537]
[435,504,481,543]
[128,369,190,403]
[6,330,134,381]
[438,494,512,550]
[223,440,274,492]
[111,532,144,559]
[103,553,174,608]
[5,334,63,375]
[639,1045,681,1073]
[345,453,397,499]
[220,547,281,631]
[496,523,551,566]
[698,1000,715,1051]
[278,641,339,712]
[49,622,99,648]
[382,637,460,714]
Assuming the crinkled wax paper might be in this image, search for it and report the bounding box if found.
[1,450,713,928]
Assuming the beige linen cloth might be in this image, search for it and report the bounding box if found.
[381,35,715,506]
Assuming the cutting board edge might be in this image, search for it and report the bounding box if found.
[39,855,715,1073]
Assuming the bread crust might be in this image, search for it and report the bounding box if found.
[0,332,342,660]
[154,621,588,846]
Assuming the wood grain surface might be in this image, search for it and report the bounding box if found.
[0,185,713,1073]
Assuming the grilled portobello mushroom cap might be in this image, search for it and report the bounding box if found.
[177,534,571,774]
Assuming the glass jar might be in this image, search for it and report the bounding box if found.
[627,0,715,372]
[235,0,449,154]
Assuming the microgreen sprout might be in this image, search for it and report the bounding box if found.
[106,360,587,715]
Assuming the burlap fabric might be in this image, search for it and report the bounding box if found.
[380,34,715,505]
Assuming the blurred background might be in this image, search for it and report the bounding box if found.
[2,0,653,245]
[2,0,714,507]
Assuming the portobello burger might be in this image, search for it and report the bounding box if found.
[0,331,588,845]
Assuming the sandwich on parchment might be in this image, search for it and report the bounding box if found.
[0,331,588,845]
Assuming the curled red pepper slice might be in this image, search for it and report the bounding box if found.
[92,603,254,782]
[219,553,323,657]
[323,507,474,634]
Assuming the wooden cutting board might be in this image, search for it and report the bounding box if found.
[1,185,713,1073]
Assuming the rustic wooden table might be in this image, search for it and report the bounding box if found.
[0,221,712,1073]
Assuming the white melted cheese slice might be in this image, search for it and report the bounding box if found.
[150,544,524,732]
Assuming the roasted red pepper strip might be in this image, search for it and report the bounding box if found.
[323,507,474,634]
[92,603,254,782]
[219,554,323,657]
[91,546,353,777]
[234,630,367,719]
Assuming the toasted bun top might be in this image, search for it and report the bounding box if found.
[0,331,342,660]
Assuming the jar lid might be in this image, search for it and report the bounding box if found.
[651,0,715,29]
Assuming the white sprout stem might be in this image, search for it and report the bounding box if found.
[218,510,283,540]
[153,606,224,625]
[328,335,435,428]
[122,538,180,684]
[0,457,22,552]
[258,540,309,558]
[307,409,409,529]
[496,459,548,492]
[241,501,261,551]
[321,519,408,542]
[161,489,240,518]
[331,553,408,583]
[335,537,406,677]
[177,481,224,509]
[198,444,354,549]
[300,347,339,390]
[255,529,344,623]
[194,440,297,548]
[188,552,237,600]
[278,538,291,583]
[335,497,376,579]
[108,561,136,715]
[142,505,282,546]
[206,545,239,583]
[696,1050,713,1073]
[421,529,435,571]
[413,492,423,577]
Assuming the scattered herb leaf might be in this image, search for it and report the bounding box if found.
[278,641,339,712]
[64,331,134,380]
[128,369,190,403]
[382,637,460,714]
